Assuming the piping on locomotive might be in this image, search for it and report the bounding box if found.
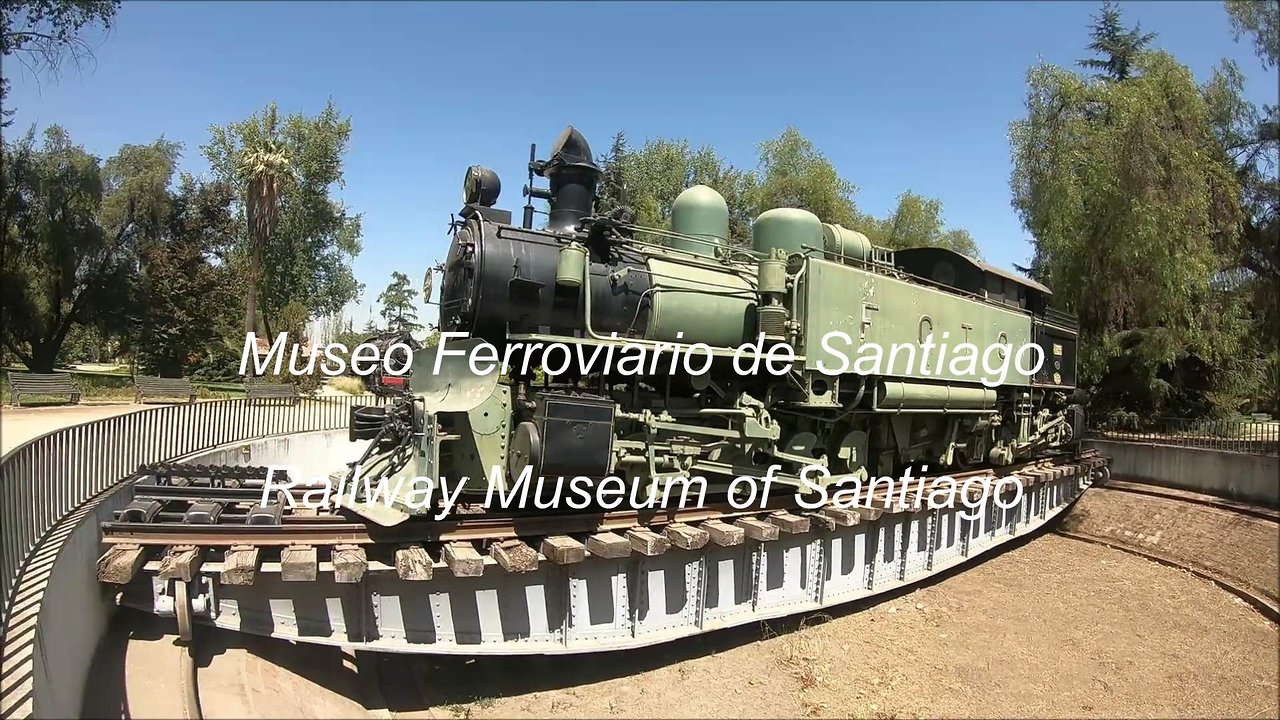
[339,126,1085,525]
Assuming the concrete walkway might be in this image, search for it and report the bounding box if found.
[0,404,152,454]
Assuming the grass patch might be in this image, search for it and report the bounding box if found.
[326,376,367,395]
[442,696,496,718]
[2,367,245,405]
[766,613,834,694]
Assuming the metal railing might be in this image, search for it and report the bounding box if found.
[0,394,376,627]
[1089,415,1280,455]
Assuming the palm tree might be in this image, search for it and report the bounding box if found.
[236,104,291,336]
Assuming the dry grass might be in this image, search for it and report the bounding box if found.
[769,614,835,694]
[325,376,366,395]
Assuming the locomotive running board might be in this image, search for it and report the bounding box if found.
[109,456,1106,654]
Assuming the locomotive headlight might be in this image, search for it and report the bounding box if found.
[463,165,501,207]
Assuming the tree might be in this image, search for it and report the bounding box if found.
[202,100,364,339]
[1225,0,1279,68]
[1219,0,1280,411]
[595,126,984,257]
[0,0,120,126]
[99,137,183,246]
[753,127,863,229]
[1203,61,1278,319]
[129,177,239,377]
[862,191,982,257]
[1010,35,1251,415]
[0,125,138,371]
[595,131,632,216]
[1078,1,1157,82]
[596,135,757,243]
[377,271,423,335]
[202,103,290,335]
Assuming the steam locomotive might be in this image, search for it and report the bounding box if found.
[346,126,1084,523]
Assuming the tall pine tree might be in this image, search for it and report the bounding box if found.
[1078,1,1157,81]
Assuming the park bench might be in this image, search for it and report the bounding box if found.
[243,376,301,406]
[7,372,82,406]
[134,375,197,404]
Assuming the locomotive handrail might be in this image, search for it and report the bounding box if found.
[0,394,376,629]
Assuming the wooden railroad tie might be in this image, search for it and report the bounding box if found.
[585,531,631,559]
[626,527,670,556]
[701,519,745,546]
[818,507,860,527]
[768,510,811,534]
[333,545,368,583]
[97,544,146,585]
[221,545,259,586]
[395,545,433,581]
[157,545,202,583]
[281,545,317,582]
[443,542,485,577]
[664,523,709,551]
[735,517,779,541]
[540,535,586,564]
[863,506,886,522]
[490,539,539,573]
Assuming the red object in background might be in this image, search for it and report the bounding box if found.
[380,375,408,387]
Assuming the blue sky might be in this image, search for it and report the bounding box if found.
[6,1,1276,330]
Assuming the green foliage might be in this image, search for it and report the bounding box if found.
[0,125,132,372]
[1261,350,1280,414]
[377,271,423,336]
[752,127,863,229]
[202,100,364,337]
[123,169,240,378]
[596,132,757,242]
[1225,0,1280,68]
[1010,6,1255,415]
[1078,0,1157,82]
[1,123,251,379]
[56,322,107,365]
[597,126,980,255]
[0,0,120,126]
[1217,3,1280,366]
[860,191,982,257]
[99,137,184,243]
[333,327,368,352]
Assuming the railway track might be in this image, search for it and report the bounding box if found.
[1055,472,1279,624]
[82,447,1107,658]
[96,449,1107,585]
[1089,477,1279,523]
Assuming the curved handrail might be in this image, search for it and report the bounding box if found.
[0,394,375,628]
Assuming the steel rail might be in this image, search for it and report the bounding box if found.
[100,451,1103,547]
[1091,477,1279,523]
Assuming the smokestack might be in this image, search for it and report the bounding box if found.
[538,126,600,233]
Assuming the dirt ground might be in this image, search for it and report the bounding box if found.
[1062,483,1279,608]
[90,533,1278,720]
[14,407,1275,718]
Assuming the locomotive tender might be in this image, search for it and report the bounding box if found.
[347,126,1084,522]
